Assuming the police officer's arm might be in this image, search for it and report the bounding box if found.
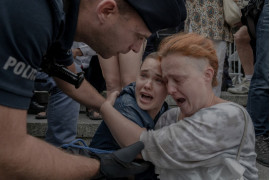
[0,105,100,179]
[53,62,105,111]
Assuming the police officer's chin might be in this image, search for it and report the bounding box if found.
[121,49,131,54]
[100,52,120,59]
[98,53,114,59]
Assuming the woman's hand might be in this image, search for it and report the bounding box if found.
[100,90,146,148]
[100,91,119,113]
[106,90,120,106]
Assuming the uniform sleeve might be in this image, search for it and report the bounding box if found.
[0,0,55,109]
[140,103,246,169]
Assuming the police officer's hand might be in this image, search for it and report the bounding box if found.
[63,141,150,179]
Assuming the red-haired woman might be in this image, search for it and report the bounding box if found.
[100,33,258,180]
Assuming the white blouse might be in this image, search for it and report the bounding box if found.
[140,102,258,180]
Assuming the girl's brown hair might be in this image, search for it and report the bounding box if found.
[140,52,160,68]
[158,33,218,87]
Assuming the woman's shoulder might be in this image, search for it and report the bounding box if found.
[195,101,249,124]
[209,101,247,114]
[155,107,180,129]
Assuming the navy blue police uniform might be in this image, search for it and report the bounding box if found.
[0,0,77,109]
[0,0,186,110]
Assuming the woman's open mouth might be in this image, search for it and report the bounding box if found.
[176,97,186,106]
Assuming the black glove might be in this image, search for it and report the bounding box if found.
[62,141,150,179]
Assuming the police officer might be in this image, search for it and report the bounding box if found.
[0,0,186,179]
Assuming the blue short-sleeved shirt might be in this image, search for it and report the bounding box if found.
[0,0,78,109]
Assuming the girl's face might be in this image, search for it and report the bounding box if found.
[161,53,212,118]
[135,57,168,119]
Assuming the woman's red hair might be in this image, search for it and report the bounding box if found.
[158,33,219,87]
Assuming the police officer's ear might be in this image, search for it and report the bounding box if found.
[96,0,118,23]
